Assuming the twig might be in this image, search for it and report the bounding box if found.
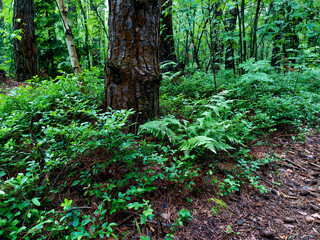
[52,206,93,214]
[20,191,31,238]
[284,158,308,173]
[309,162,320,169]
[280,191,298,199]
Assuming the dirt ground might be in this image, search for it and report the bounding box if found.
[169,132,320,240]
[0,78,29,94]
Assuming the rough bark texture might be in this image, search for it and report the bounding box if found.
[57,0,82,75]
[13,0,37,81]
[105,0,161,131]
[160,0,176,62]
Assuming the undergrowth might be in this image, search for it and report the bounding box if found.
[1,61,320,239]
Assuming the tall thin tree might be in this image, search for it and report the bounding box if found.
[0,0,4,25]
[160,0,176,62]
[57,0,82,75]
[225,5,237,72]
[13,0,38,81]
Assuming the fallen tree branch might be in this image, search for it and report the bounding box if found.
[284,158,308,173]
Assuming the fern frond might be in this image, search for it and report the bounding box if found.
[179,136,233,155]
[138,117,183,143]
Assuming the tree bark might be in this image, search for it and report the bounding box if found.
[225,6,237,71]
[13,0,38,81]
[160,0,176,62]
[57,0,82,75]
[105,0,161,131]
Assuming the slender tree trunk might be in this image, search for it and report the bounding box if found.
[89,0,108,38]
[13,0,38,81]
[90,2,99,66]
[46,11,56,76]
[160,0,176,62]
[271,3,283,68]
[225,6,237,72]
[105,0,161,131]
[0,0,5,81]
[211,2,222,71]
[241,0,246,61]
[237,4,243,64]
[57,0,82,75]
[251,0,261,60]
[78,0,91,70]
[0,0,4,25]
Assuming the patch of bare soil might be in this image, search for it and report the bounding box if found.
[0,78,29,94]
[173,132,320,239]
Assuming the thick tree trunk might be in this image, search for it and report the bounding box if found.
[225,6,237,71]
[13,0,37,81]
[160,0,176,62]
[57,0,82,75]
[105,0,161,131]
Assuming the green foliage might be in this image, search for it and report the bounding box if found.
[208,198,228,216]
[140,92,250,156]
[0,70,207,238]
[176,208,193,226]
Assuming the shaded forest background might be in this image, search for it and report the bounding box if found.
[0,0,319,79]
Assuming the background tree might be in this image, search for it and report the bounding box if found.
[57,0,82,75]
[13,0,37,81]
[160,0,177,62]
[0,0,3,25]
[225,4,237,72]
[105,0,161,131]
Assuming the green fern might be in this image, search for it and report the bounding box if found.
[180,136,234,155]
[138,117,184,143]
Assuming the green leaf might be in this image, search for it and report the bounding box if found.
[32,198,41,206]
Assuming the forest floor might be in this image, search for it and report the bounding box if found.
[0,78,29,94]
[172,131,320,240]
[2,79,320,239]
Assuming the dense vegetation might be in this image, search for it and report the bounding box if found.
[1,0,320,239]
[1,64,320,239]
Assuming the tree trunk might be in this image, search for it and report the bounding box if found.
[105,0,161,131]
[160,0,176,62]
[241,0,246,61]
[57,0,82,75]
[250,0,262,60]
[210,2,222,71]
[225,6,237,71]
[78,0,91,70]
[13,0,38,81]
[0,0,4,25]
